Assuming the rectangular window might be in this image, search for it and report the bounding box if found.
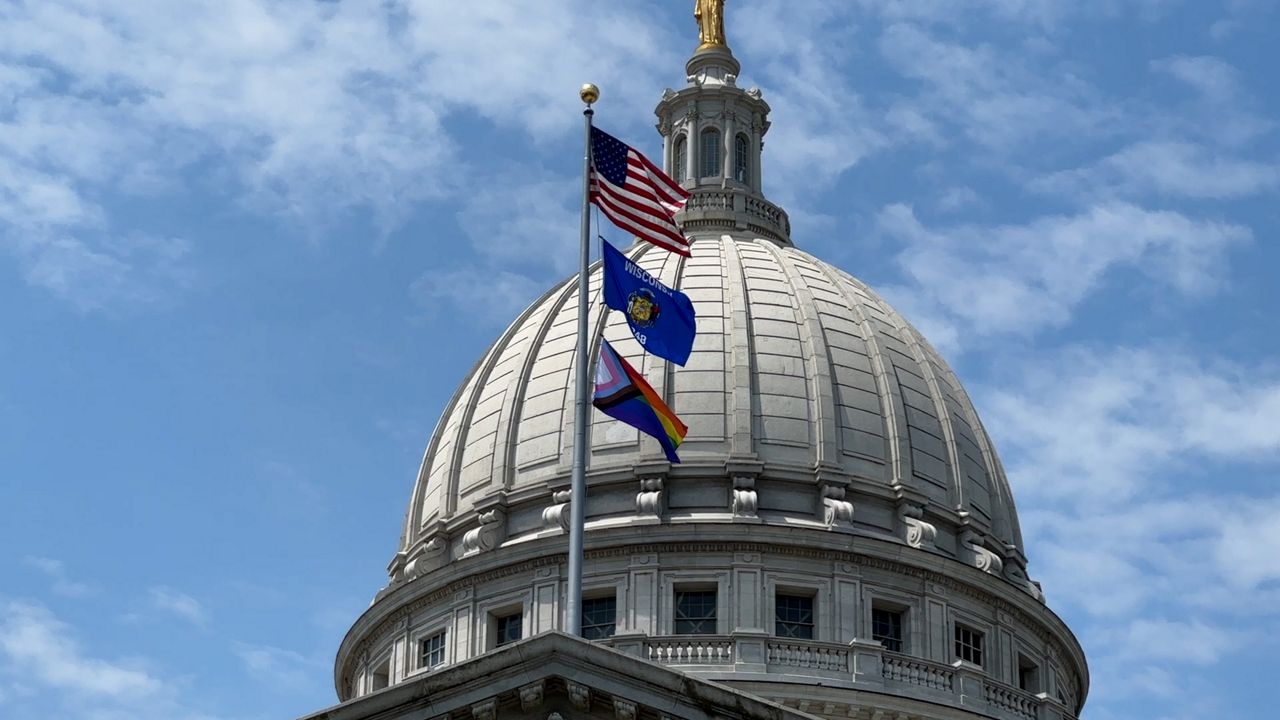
[1018,655,1040,692]
[775,593,814,639]
[674,589,717,635]
[369,658,390,691]
[582,595,617,640]
[955,624,984,666]
[496,612,522,647]
[872,607,904,652]
[419,630,446,670]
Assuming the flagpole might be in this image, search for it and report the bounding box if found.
[567,82,599,637]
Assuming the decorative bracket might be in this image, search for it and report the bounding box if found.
[636,477,665,516]
[404,536,447,579]
[731,475,757,518]
[613,699,638,720]
[897,503,937,550]
[541,490,572,533]
[519,681,545,712]
[960,530,1004,575]
[567,681,591,711]
[471,699,496,720]
[461,509,506,556]
[819,483,854,529]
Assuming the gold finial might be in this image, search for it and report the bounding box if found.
[694,0,728,49]
[579,83,600,105]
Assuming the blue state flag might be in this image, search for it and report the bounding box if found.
[601,241,697,366]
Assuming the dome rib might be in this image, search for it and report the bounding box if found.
[491,275,580,492]
[894,310,969,515]
[815,261,913,488]
[722,236,758,459]
[760,241,840,469]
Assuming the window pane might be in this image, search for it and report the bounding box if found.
[420,631,446,669]
[872,608,904,652]
[734,134,749,183]
[955,625,984,666]
[675,590,717,635]
[700,129,721,177]
[775,593,814,639]
[582,596,617,640]
[496,613,522,647]
[673,137,687,183]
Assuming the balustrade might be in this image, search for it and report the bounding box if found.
[983,679,1039,720]
[881,652,954,692]
[645,636,734,664]
[765,640,850,671]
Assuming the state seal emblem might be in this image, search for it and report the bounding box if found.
[626,288,661,328]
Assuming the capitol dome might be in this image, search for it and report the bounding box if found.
[399,235,1030,581]
[322,29,1086,720]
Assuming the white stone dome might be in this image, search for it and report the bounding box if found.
[392,232,1035,595]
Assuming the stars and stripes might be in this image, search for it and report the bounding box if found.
[589,127,691,256]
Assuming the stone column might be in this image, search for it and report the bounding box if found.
[722,110,735,180]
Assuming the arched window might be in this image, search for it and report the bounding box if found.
[673,135,688,183]
[734,134,750,183]
[700,127,721,178]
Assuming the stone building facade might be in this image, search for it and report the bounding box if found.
[300,25,1087,720]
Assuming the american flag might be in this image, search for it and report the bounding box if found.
[589,127,691,256]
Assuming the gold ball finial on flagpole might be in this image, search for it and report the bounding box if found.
[580,83,600,105]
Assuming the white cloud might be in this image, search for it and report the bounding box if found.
[876,22,1116,152]
[734,1,887,210]
[1151,55,1241,104]
[1149,55,1272,147]
[457,175,581,277]
[147,587,209,627]
[410,267,547,326]
[978,346,1280,711]
[984,347,1280,504]
[0,601,161,698]
[22,557,94,599]
[875,203,1249,349]
[233,642,323,690]
[1121,619,1240,665]
[0,1,679,310]
[1034,140,1279,201]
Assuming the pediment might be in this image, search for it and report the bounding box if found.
[302,631,818,720]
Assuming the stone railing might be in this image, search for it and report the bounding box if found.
[645,636,734,664]
[677,187,791,243]
[881,652,954,691]
[604,634,1076,720]
[984,678,1039,720]
[766,640,850,672]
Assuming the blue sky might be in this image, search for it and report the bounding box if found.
[1,1,1277,719]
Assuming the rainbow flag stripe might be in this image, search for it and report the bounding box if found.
[593,339,688,463]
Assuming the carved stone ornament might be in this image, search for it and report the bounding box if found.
[461,509,506,556]
[819,484,854,528]
[960,530,1004,575]
[614,698,638,720]
[731,475,757,518]
[662,88,676,101]
[898,503,937,550]
[387,551,408,584]
[404,536,447,579]
[636,477,665,515]
[519,681,545,712]
[541,490,572,533]
[471,699,496,720]
[567,681,591,710]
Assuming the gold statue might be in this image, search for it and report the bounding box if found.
[694,0,727,49]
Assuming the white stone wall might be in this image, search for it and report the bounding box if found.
[347,531,1084,720]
